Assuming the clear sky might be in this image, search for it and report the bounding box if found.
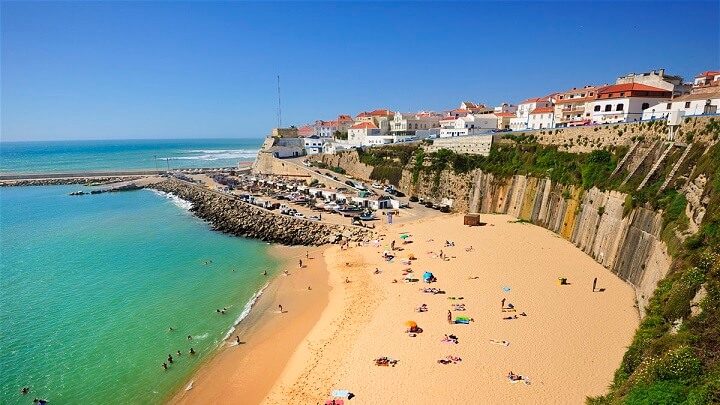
[1,1,718,141]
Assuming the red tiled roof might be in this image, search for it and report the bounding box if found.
[695,70,720,78]
[337,114,354,122]
[597,83,668,94]
[530,107,554,114]
[519,97,549,105]
[350,122,379,129]
[493,112,516,117]
[440,116,458,121]
[355,112,371,118]
[370,109,394,116]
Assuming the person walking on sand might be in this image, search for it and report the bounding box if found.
[306,251,309,259]
[298,259,303,268]
[236,336,240,344]
[278,304,283,314]
[501,298,506,310]
[447,310,452,324]
[593,277,598,292]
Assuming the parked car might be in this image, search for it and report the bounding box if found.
[424,201,434,208]
[345,180,355,187]
[439,205,450,213]
[372,183,383,189]
[409,196,419,202]
[308,215,321,221]
[394,190,405,197]
[294,212,305,218]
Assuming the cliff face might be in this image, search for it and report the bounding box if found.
[402,169,670,317]
[148,179,373,246]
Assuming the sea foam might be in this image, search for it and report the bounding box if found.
[149,189,193,211]
[223,282,269,341]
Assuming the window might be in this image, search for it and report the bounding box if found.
[642,103,650,110]
[581,93,586,97]
[594,105,601,112]
[604,104,612,112]
[620,92,625,97]
[685,101,691,108]
[616,104,624,111]
[667,103,672,109]
[590,92,594,96]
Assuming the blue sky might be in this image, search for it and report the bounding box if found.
[1,1,718,141]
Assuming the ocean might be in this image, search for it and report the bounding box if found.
[0,138,262,173]
[0,139,280,404]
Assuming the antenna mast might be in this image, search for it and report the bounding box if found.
[277,75,282,128]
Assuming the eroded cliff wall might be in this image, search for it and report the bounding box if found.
[401,168,670,317]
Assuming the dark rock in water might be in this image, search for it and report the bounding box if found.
[146,179,373,246]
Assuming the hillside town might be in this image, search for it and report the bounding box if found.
[265,68,719,158]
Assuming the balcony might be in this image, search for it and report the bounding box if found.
[561,106,585,113]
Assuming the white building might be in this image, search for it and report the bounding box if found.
[642,90,720,120]
[590,83,671,124]
[439,114,497,138]
[391,112,440,135]
[509,97,553,131]
[494,102,517,115]
[528,107,555,129]
[313,120,338,138]
[322,141,350,155]
[347,122,380,146]
[553,86,598,127]
[303,136,325,155]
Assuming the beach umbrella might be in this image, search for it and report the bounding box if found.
[400,234,410,239]
[423,272,433,280]
[404,320,417,328]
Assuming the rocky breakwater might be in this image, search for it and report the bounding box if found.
[148,179,373,246]
[1,176,143,187]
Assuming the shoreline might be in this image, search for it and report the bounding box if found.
[167,243,333,404]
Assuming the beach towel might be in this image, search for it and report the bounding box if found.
[507,376,531,385]
[332,390,350,398]
[490,339,510,347]
[502,286,511,291]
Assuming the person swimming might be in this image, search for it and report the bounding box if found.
[167,354,173,363]
[162,362,168,370]
[189,348,195,355]
[187,335,192,340]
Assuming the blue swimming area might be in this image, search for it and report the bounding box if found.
[0,185,280,404]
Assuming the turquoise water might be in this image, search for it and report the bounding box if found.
[0,185,279,404]
[0,138,263,173]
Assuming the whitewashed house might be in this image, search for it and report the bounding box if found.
[528,107,555,129]
[590,83,671,124]
[439,114,497,138]
[509,97,553,131]
[303,136,325,155]
[642,90,720,120]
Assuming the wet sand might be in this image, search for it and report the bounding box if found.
[169,245,331,404]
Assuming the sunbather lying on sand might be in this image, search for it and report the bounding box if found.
[490,339,510,346]
[437,355,462,364]
[374,357,398,367]
[441,334,459,344]
[507,371,530,384]
[447,296,464,300]
[406,326,423,333]
[420,288,444,294]
[416,304,428,312]
[452,305,466,311]
[465,246,474,252]
[503,315,518,320]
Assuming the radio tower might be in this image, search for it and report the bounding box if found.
[277,75,282,128]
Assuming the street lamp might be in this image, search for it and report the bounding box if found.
[166,158,170,173]
[154,155,159,175]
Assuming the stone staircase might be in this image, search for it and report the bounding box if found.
[611,140,640,177]
[658,143,693,193]
[620,140,661,187]
[637,143,674,191]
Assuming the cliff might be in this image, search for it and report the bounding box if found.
[147,179,373,246]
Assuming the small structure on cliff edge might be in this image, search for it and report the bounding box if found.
[464,214,481,226]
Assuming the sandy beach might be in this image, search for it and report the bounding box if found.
[171,213,639,404]
[263,213,639,404]
[169,245,332,404]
